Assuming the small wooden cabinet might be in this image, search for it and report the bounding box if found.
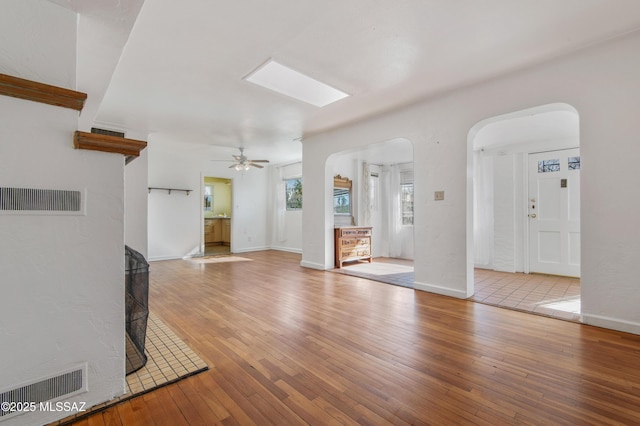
[334,226,372,268]
[222,219,231,246]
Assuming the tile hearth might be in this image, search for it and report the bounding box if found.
[51,312,207,425]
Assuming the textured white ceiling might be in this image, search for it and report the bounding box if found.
[50,0,640,163]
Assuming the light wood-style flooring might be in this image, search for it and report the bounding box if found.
[70,250,640,425]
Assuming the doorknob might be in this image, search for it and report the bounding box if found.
[529,213,537,218]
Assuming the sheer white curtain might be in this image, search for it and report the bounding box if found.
[369,165,380,214]
[387,164,403,258]
[473,150,494,267]
[276,168,286,242]
[361,162,372,226]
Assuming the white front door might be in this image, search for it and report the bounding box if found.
[528,148,580,277]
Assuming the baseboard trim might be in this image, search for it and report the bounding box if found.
[148,255,182,262]
[300,260,329,270]
[232,246,269,253]
[270,246,302,254]
[581,313,640,336]
[414,281,468,299]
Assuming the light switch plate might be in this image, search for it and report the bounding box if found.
[434,191,445,201]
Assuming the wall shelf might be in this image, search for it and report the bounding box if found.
[74,131,147,160]
[148,187,192,195]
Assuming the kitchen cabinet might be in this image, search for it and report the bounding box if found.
[205,218,231,246]
[222,219,231,246]
[205,219,222,244]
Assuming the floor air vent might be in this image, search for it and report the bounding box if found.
[0,187,84,215]
[0,365,87,421]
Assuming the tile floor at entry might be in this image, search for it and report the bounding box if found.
[471,269,581,322]
[340,259,581,322]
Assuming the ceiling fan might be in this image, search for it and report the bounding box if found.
[213,147,270,171]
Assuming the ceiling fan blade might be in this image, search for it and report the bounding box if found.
[228,164,238,168]
[249,160,269,163]
[249,163,264,168]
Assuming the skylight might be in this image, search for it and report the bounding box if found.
[244,60,349,107]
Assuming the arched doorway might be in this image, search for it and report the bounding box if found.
[468,103,581,320]
[327,138,415,288]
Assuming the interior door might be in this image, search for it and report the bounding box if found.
[528,148,580,277]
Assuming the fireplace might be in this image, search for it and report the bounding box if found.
[124,246,149,375]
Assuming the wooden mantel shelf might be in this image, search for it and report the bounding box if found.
[1,73,147,161]
[0,73,87,111]
[74,131,147,161]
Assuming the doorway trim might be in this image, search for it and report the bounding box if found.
[200,173,233,256]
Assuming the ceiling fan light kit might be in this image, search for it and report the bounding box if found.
[213,147,269,171]
[233,163,250,171]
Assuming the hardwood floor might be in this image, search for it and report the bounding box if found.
[70,250,640,425]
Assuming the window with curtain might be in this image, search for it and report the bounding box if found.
[400,170,413,225]
[285,178,302,210]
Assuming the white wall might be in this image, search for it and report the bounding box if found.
[0,2,126,424]
[302,30,640,334]
[148,139,269,260]
[0,0,76,88]
[125,139,149,258]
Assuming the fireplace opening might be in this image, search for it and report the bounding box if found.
[125,246,149,375]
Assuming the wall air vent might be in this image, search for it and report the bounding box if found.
[0,187,85,216]
[91,127,125,138]
[0,364,88,421]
